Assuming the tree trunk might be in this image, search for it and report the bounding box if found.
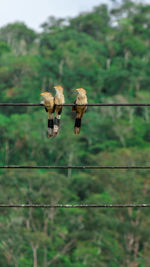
[43,247,47,267]
[33,247,38,267]
[31,243,39,267]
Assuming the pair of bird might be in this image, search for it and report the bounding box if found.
[41,86,87,137]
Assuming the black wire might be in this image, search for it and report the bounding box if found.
[0,166,150,169]
[0,204,150,208]
[0,103,150,107]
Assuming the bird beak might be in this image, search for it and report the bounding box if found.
[72,89,77,95]
[40,93,44,95]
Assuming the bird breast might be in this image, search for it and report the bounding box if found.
[76,94,87,105]
[44,97,54,109]
[55,93,65,105]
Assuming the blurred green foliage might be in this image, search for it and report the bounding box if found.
[1,1,150,266]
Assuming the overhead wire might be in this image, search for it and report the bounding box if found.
[0,103,150,107]
[0,204,150,208]
[0,166,150,169]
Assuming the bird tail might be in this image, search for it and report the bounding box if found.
[48,119,54,138]
[53,115,61,135]
[74,118,81,134]
[53,108,62,136]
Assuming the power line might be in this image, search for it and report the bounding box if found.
[0,204,150,208]
[1,166,150,169]
[0,103,150,107]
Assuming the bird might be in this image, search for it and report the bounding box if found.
[53,85,65,136]
[40,92,54,138]
[72,88,87,134]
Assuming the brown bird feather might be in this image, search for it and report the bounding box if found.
[40,92,54,138]
[72,88,87,134]
[53,86,65,136]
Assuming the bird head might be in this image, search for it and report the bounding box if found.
[54,85,63,94]
[75,88,86,96]
[40,92,53,100]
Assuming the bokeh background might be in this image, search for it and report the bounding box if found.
[1,0,150,266]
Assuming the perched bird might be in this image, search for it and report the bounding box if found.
[53,85,65,136]
[72,88,87,134]
[40,92,54,138]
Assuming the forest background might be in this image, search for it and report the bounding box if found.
[0,0,150,266]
